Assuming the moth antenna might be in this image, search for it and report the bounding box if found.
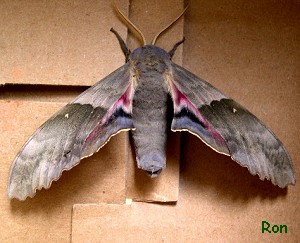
[110,28,131,62]
[151,5,188,45]
[114,5,146,46]
[168,37,185,58]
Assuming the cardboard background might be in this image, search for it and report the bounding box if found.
[1,0,299,242]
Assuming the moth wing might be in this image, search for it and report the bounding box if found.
[8,64,135,200]
[168,63,295,188]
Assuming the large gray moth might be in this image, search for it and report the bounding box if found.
[8,8,295,201]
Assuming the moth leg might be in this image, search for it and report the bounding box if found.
[168,37,185,58]
[110,28,131,61]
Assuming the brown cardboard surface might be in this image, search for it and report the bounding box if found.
[71,203,186,242]
[0,0,128,86]
[1,0,300,242]
[71,194,298,242]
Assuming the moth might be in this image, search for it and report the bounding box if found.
[8,7,295,201]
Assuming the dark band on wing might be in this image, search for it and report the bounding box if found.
[113,107,132,119]
[174,107,206,129]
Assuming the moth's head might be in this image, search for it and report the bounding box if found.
[129,45,171,65]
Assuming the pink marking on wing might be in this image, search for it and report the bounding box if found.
[170,82,225,144]
[101,85,133,124]
[84,84,134,146]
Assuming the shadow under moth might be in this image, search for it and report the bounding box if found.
[8,7,295,201]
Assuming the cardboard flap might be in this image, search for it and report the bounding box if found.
[71,202,191,242]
